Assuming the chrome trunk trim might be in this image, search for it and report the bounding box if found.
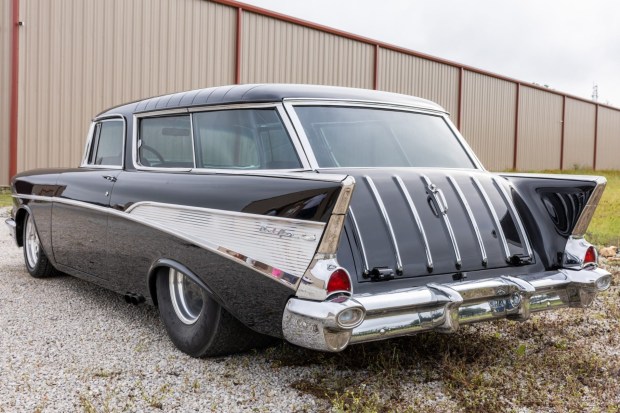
[364,176,403,274]
[393,175,433,271]
[348,208,370,276]
[471,175,512,261]
[422,175,462,269]
[446,176,488,266]
[492,176,533,259]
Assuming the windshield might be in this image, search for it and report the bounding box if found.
[294,106,476,169]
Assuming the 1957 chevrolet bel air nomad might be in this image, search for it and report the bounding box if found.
[6,84,611,357]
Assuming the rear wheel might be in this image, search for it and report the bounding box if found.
[23,213,56,278]
[156,267,274,357]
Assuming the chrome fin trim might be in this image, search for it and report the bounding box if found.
[393,175,433,271]
[348,207,370,276]
[447,176,488,266]
[364,176,403,274]
[572,176,606,237]
[471,175,512,261]
[491,176,533,260]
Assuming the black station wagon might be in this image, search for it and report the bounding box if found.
[6,84,611,356]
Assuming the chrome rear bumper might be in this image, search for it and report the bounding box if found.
[282,268,612,352]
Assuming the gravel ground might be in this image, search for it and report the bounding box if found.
[1,205,619,413]
[0,208,329,412]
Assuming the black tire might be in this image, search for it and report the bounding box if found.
[156,267,274,357]
[23,213,57,278]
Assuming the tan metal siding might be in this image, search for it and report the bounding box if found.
[596,107,620,170]
[460,71,516,171]
[0,0,11,186]
[516,86,563,171]
[241,12,374,88]
[377,48,459,119]
[563,98,595,169]
[17,0,236,173]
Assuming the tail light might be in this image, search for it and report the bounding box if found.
[583,246,597,268]
[326,268,352,295]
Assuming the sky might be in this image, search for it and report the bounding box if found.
[240,0,620,107]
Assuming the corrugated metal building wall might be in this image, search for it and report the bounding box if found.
[516,86,564,171]
[2,0,620,185]
[460,71,516,171]
[0,0,11,186]
[563,98,596,169]
[597,107,620,170]
[241,12,374,88]
[16,0,236,172]
[377,48,460,118]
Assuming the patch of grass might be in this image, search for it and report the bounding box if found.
[0,187,12,208]
[268,267,620,412]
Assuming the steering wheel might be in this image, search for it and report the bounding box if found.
[140,144,165,166]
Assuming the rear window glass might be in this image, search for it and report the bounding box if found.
[294,106,475,168]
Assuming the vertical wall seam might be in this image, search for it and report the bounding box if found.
[593,104,599,170]
[512,83,520,170]
[9,0,20,181]
[457,67,464,130]
[235,7,242,84]
[560,95,566,170]
[373,44,379,90]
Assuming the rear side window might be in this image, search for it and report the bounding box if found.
[137,108,302,170]
[139,115,194,168]
[87,119,124,167]
[192,109,301,170]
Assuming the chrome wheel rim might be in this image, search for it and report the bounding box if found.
[169,268,204,325]
[25,215,40,268]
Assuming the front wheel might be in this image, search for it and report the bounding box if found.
[23,213,57,278]
[156,267,274,357]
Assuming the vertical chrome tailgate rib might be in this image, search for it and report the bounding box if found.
[447,176,488,266]
[471,175,512,261]
[422,175,462,269]
[364,176,403,274]
[348,207,370,276]
[393,175,433,271]
[491,177,533,259]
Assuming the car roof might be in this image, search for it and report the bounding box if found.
[96,84,445,118]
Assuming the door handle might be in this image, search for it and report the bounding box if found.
[102,175,117,183]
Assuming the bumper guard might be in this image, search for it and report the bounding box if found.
[282,268,612,352]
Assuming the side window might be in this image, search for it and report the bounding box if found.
[87,120,124,166]
[139,115,193,168]
[192,109,301,170]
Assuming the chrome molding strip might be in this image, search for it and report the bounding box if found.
[572,177,606,237]
[471,176,511,261]
[80,115,126,169]
[348,207,370,276]
[14,194,325,290]
[422,175,461,269]
[491,177,533,259]
[364,176,403,274]
[393,175,433,271]
[447,176,488,266]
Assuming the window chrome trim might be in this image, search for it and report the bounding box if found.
[282,99,484,171]
[80,114,126,170]
[132,103,312,173]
